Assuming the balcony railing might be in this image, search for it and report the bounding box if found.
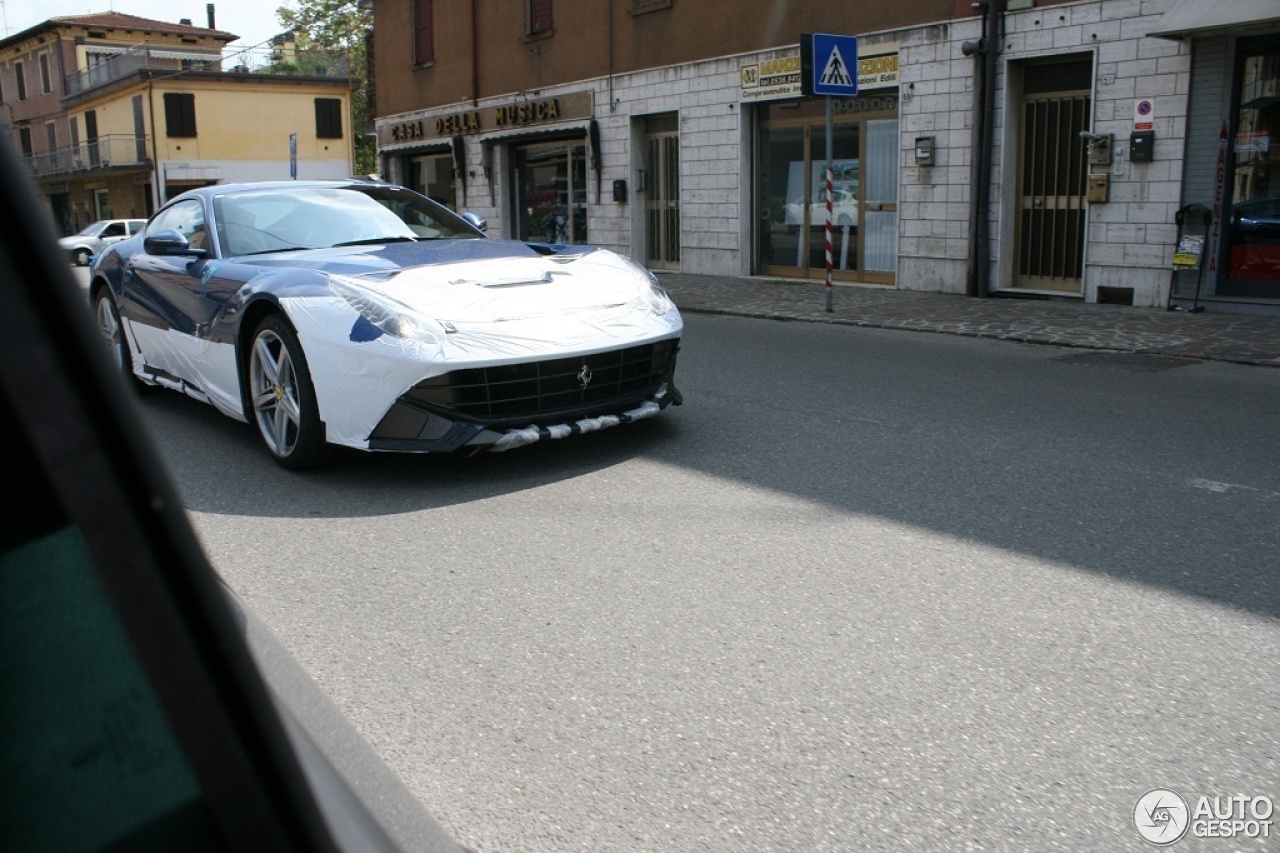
[66,43,350,98]
[25,135,150,178]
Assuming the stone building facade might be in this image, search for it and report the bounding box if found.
[371,0,1280,313]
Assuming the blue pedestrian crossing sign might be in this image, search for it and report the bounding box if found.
[802,33,859,97]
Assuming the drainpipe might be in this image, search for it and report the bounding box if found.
[964,0,1004,298]
[147,77,162,210]
[471,0,479,106]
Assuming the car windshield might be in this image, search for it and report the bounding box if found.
[76,221,106,236]
[213,185,481,256]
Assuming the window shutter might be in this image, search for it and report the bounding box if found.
[526,0,553,34]
[315,98,343,139]
[413,0,435,65]
[164,93,197,138]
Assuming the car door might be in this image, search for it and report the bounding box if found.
[122,198,242,406]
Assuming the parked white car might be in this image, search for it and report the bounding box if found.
[784,187,858,231]
[59,218,146,266]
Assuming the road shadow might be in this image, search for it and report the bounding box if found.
[135,312,1280,621]
[139,389,680,518]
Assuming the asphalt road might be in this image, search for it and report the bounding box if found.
[137,313,1280,852]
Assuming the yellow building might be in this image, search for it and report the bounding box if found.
[0,12,354,235]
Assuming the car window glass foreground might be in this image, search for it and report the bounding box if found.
[0,138,463,850]
[0,513,214,849]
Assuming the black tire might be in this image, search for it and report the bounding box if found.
[73,248,92,266]
[93,290,131,378]
[247,314,329,470]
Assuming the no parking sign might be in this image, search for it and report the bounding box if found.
[1134,99,1155,131]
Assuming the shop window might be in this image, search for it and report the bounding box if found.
[413,0,434,66]
[513,141,587,244]
[163,93,197,138]
[526,0,553,36]
[1223,36,1280,295]
[410,152,456,209]
[315,98,343,139]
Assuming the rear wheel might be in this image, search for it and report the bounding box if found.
[93,290,129,377]
[248,315,328,469]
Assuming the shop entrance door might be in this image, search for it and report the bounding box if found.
[644,115,680,269]
[756,98,895,284]
[1012,58,1091,293]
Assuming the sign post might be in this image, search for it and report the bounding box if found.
[801,33,858,312]
[289,133,297,179]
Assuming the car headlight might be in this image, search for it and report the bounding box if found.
[616,256,671,315]
[328,276,443,342]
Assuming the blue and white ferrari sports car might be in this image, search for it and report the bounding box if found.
[90,180,682,468]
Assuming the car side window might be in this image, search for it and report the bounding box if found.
[101,222,126,238]
[127,221,144,235]
[149,201,207,250]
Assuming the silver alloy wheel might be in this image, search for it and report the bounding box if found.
[249,328,303,458]
[74,248,91,266]
[95,294,125,373]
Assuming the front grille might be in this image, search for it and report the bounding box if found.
[401,338,678,425]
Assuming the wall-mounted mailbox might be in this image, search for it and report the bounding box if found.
[1087,173,1110,203]
[914,136,936,166]
[612,179,628,203]
[1130,130,1155,162]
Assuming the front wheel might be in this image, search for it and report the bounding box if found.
[73,248,92,266]
[248,315,329,469]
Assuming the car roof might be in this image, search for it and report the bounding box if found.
[174,180,397,203]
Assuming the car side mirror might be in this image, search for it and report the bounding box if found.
[144,229,208,258]
[461,212,488,233]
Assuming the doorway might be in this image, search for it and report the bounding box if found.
[1011,57,1092,293]
[755,97,897,283]
[644,114,680,269]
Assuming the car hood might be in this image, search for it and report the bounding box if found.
[328,243,666,325]
[242,237,548,276]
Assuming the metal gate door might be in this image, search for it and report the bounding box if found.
[645,131,680,269]
[1015,62,1090,292]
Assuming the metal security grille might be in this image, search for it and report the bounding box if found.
[401,339,678,423]
[646,132,680,268]
[1016,92,1089,289]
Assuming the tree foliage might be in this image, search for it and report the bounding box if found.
[276,0,376,174]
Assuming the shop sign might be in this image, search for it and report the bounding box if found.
[741,43,898,103]
[833,94,899,115]
[740,53,804,102]
[856,47,899,90]
[381,92,591,147]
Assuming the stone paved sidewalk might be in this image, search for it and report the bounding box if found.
[658,274,1280,368]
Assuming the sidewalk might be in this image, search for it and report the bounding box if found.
[658,273,1280,368]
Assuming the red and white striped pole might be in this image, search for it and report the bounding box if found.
[824,95,834,313]
[824,162,834,312]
